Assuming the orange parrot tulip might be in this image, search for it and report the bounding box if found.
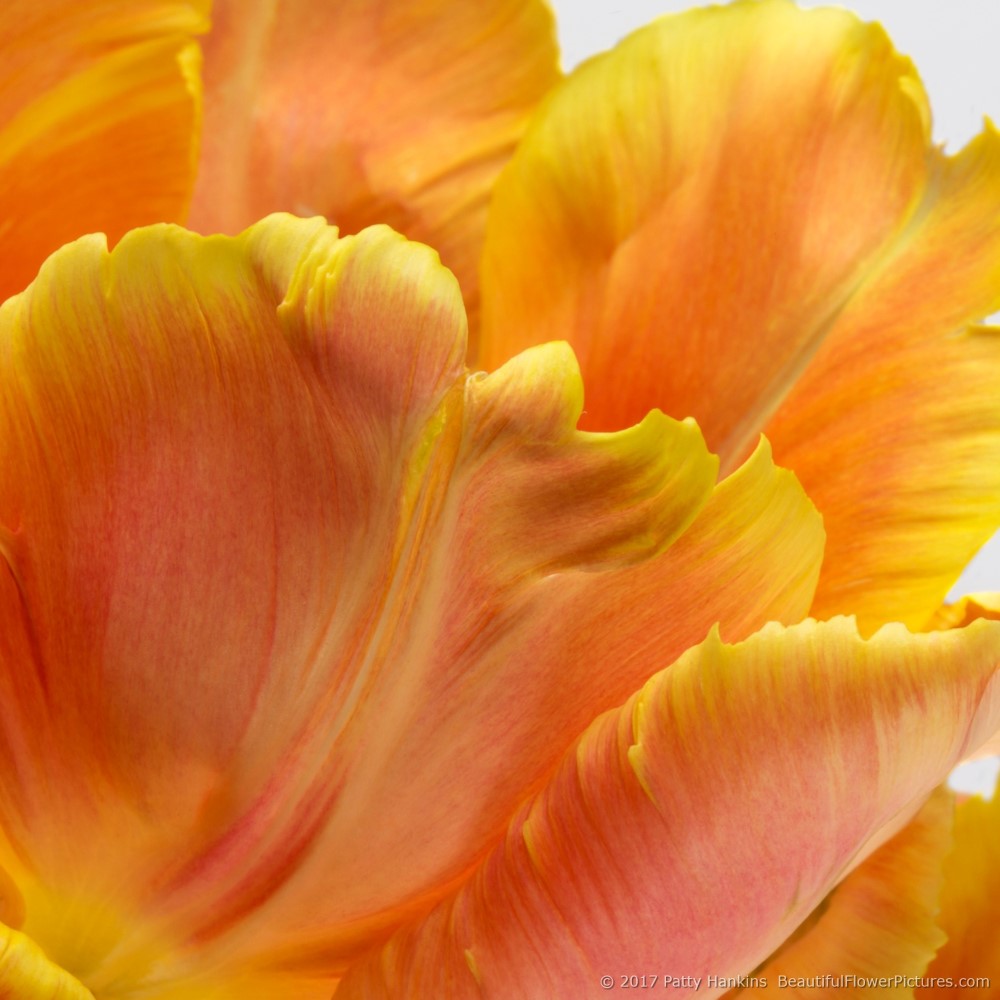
[3,213,1000,999]
[476,0,1000,637]
[2,0,1000,997]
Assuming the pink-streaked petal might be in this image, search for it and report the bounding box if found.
[733,788,952,998]
[336,617,1000,999]
[0,216,822,988]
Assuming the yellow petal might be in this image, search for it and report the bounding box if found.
[918,784,1000,997]
[0,0,209,301]
[928,592,1000,631]
[659,437,823,640]
[336,617,1000,998]
[732,789,952,998]
[0,924,93,1000]
[479,0,1000,633]
[928,593,1000,759]
[190,0,560,332]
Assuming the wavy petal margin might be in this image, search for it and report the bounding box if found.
[478,0,1000,632]
[0,216,821,990]
[189,0,559,331]
[337,618,1000,999]
[919,784,1000,997]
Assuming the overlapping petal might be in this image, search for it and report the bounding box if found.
[928,592,1000,631]
[189,0,559,329]
[337,618,1000,999]
[731,789,952,998]
[5,2,996,993]
[0,925,93,1000]
[0,216,822,990]
[928,597,1000,751]
[478,0,1000,633]
[918,784,1000,997]
[0,0,208,302]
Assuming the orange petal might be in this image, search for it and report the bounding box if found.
[478,0,1000,633]
[919,784,1000,997]
[190,0,559,332]
[768,155,1000,628]
[731,788,952,998]
[0,1,209,302]
[0,216,821,989]
[336,617,1000,999]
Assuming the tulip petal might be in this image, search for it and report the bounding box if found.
[919,784,1000,996]
[0,216,468,987]
[0,924,93,1000]
[0,1,209,301]
[767,142,1000,629]
[928,593,1000,631]
[189,0,559,330]
[732,788,952,998]
[336,617,1000,1000]
[478,0,1000,632]
[0,216,822,988]
[928,594,1000,759]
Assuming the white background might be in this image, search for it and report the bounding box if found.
[548,0,1000,795]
